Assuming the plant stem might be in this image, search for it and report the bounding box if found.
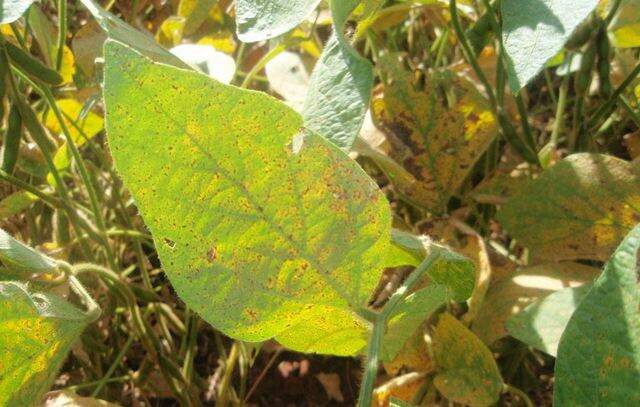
[358,312,385,407]
[550,71,570,146]
[91,335,135,397]
[587,62,640,132]
[503,383,534,407]
[218,342,240,406]
[55,0,67,70]
[357,251,443,405]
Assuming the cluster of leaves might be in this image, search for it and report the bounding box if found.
[0,0,640,406]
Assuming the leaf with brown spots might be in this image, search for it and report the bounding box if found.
[0,282,89,406]
[371,53,498,212]
[555,224,640,405]
[433,314,504,407]
[104,40,395,355]
[498,153,640,261]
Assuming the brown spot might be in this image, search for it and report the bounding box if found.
[207,245,217,263]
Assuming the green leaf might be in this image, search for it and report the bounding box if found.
[502,0,599,92]
[0,228,58,273]
[472,262,598,345]
[302,0,374,150]
[0,190,38,219]
[498,153,640,261]
[77,0,187,68]
[555,224,640,405]
[433,313,504,407]
[103,40,393,355]
[0,281,88,406]
[0,0,36,23]
[369,55,498,212]
[381,283,449,361]
[507,284,591,357]
[236,0,321,42]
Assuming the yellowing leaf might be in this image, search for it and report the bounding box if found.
[103,40,394,355]
[471,262,599,345]
[372,54,498,212]
[498,153,640,261]
[0,282,88,406]
[433,314,503,407]
[198,33,236,54]
[156,16,185,47]
[57,45,76,84]
[374,372,426,407]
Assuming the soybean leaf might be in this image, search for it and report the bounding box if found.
[555,224,640,405]
[389,397,414,407]
[0,0,36,23]
[0,228,58,273]
[502,0,599,92]
[381,283,449,361]
[370,55,498,213]
[607,0,640,48]
[0,281,88,406]
[0,190,38,219]
[472,262,598,345]
[507,284,591,357]
[235,0,321,42]
[303,0,374,150]
[104,40,393,355]
[433,314,504,407]
[498,154,640,261]
[77,0,186,68]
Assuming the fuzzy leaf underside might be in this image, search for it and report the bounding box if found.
[235,0,321,42]
[502,0,599,92]
[302,0,373,150]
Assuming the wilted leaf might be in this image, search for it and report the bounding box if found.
[72,21,106,78]
[0,228,58,273]
[502,0,599,92]
[433,314,503,407]
[498,154,640,261]
[507,284,591,357]
[372,54,498,212]
[303,0,374,150]
[104,40,393,355]
[0,0,36,23]
[0,282,88,406]
[374,372,426,407]
[472,262,599,345]
[235,0,321,42]
[555,224,640,405]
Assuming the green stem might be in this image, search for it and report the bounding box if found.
[357,251,443,405]
[619,94,640,128]
[503,383,534,407]
[587,62,640,132]
[550,71,570,146]
[23,75,117,270]
[55,0,67,71]
[240,42,286,89]
[91,335,135,397]
[218,342,240,406]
